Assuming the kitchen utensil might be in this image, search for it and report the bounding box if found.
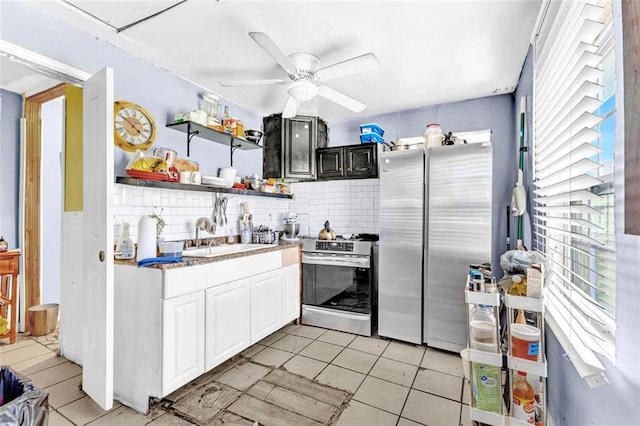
[152,147,177,167]
[219,167,237,180]
[201,93,220,119]
[283,223,300,240]
[202,176,233,187]
[158,241,184,257]
[318,220,336,240]
[179,171,192,184]
[390,136,425,151]
[249,174,263,190]
[244,129,263,144]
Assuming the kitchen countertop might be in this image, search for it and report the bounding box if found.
[114,239,301,270]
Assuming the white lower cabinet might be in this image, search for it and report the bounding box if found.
[162,291,205,395]
[205,278,251,370]
[250,269,284,343]
[114,248,301,414]
[282,264,300,323]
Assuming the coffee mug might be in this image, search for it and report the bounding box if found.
[179,171,192,184]
[190,171,202,185]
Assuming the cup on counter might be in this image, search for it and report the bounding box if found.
[179,171,192,184]
[190,171,202,185]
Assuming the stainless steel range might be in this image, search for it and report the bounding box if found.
[301,236,378,336]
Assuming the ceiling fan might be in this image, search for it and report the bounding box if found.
[219,32,379,118]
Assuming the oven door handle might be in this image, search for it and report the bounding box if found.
[302,253,370,268]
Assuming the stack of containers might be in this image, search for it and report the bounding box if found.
[359,123,385,144]
[505,265,547,426]
[463,269,504,425]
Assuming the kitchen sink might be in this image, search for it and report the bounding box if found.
[183,243,266,258]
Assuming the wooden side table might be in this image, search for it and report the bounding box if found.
[0,250,20,344]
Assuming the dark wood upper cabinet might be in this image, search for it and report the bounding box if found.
[262,113,328,180]
[317,143,379,181]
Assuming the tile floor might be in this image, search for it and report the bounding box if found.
[1,324,471,425]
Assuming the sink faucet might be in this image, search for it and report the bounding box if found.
[195,217,214,244]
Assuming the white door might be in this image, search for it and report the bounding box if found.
[250,270,283,343]
[282,264,300,322]
[206,279,251,370]
[162,292,205,395]
[82,67,115,410]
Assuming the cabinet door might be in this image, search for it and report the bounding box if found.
[262,113,283,179]
[317,148,344,179]
[282,264,301,322]
[250,269,283,343]
[162,292,205,395]
[346,144,378,178]
[284,116,317,179]
[206,279,251,371]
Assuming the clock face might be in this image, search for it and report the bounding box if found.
[113,101,156,152]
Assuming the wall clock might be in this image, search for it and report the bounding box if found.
[113,101,156,152]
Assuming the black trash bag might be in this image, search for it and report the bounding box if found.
[0,366,48,426]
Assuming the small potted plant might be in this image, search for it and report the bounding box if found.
[150,207,166,240]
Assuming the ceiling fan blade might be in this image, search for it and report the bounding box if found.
[218,79,286,87]
[317,85,366,112]
[249,32,297,74]
[282,96,300,118]
[316,53,379,81]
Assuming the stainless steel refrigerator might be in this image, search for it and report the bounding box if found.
[378,149,425,344]
[378,142,492,351]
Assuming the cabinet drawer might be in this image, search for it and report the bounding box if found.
[208,251,281,288]
[163,263,209,299]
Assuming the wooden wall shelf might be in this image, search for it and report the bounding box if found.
[116,177,293,199]
[166,121,261,165]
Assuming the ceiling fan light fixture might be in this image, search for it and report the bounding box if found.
[288,80,318,102]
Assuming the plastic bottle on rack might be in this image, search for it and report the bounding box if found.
[513,371,536,423]
[470,305,498,352]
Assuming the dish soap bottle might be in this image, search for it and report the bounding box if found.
[115,222,135,260]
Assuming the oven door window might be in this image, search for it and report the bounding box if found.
[303,264,371,314]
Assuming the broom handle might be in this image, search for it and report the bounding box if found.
[517,97,526,242]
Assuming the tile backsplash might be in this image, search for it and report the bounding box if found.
[290,179,379,238]
[113,178,379,243]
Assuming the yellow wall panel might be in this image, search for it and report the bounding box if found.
[64,84,83,211]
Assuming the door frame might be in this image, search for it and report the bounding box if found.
[1,39,91,316]
[24,83,66,312]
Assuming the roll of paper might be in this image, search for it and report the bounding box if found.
[137,216,157,262]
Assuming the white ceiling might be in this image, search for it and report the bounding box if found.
[0,55,62,96]
[16,0,541,122]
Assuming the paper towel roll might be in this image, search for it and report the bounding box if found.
[137,216,157,262]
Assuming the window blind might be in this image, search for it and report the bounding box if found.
[532,0,616,380]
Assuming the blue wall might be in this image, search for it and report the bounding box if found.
[0,1,263,180]
[0,89,22,249]
[330,94,518,274]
